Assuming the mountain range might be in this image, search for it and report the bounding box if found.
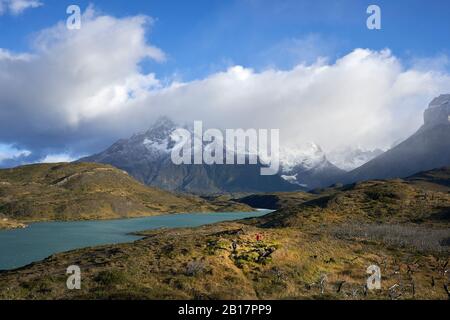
[81,118,350,193]
[80,95,450,193]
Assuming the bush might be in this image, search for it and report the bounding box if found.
[94,270,127,287]
[185,260,207,276]
[332,223,450,253]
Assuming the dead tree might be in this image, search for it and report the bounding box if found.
[336,281,346,293]
[444,284,450,300]
[319,274,328,295]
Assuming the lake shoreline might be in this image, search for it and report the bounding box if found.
[0,219,27,230]
[0,206,258,230]
[0,210,273,271]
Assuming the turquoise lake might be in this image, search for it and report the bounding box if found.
[0,210,271,271]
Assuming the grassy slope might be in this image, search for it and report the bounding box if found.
[0,168,448,300]
[253,178,450,229]
[0,162,251,228]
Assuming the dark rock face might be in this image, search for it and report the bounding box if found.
[343,95,450,183]
[284,161,345,190]
[424,94,450,127]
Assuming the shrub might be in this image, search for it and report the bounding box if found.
[94,270,127,287]
[185,260,207,276]
[332,223,450,253]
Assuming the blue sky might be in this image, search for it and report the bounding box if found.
[1,0,450,80]
[0,0,450,167]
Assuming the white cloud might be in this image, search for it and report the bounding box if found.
[0,0,42,15]
[0,144,31,163]
[143,49,450,152]
[0,48,33,61]
[0,8,164,152]
[0,9,449,163]
[40,153,77,163]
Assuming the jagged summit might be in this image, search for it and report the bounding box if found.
[146,116,177,133]
[424,94,450,127]
[141,117,177,153]
[429,94,450,107]
[279,142,345,189]
[280,142,326,173]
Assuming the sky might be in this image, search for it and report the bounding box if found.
[0,0,450,167]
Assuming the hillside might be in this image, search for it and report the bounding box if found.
[406,166,450,193]
[236,191,317,210]
[248,170,450,229]
[0,167,448,300]
[344,124,450,183]
[343,95,450,184]
[0,162,251,228]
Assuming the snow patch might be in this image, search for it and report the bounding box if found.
[328,147,384,171]
[279,142,327,173]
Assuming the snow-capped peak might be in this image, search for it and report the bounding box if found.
[279,142,327,173]
[327,147,384,171]
[140,116,178,153]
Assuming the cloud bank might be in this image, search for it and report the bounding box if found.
[0,0,42,15]
[1,9,450,166]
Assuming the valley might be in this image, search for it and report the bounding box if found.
[1,1,450,306]
[0,96,449,300]
[0,167,448,300]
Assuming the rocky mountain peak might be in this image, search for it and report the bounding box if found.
[145,116,177,137]
[424,94,450,127]
[429,94,450,108]
[279,142,327,173]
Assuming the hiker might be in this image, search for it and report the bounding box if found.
[256,233,262,242]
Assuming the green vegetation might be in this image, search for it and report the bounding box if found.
[0,162,251,229]
[0,167,448,300]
